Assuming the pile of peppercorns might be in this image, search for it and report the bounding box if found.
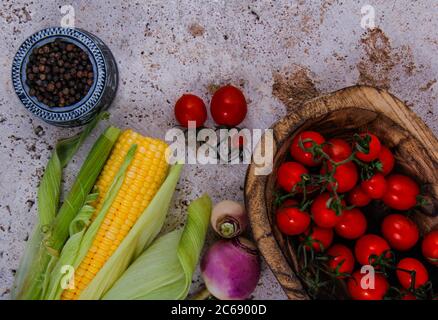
[26,38,94,107]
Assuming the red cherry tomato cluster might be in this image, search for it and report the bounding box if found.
[174,85,247,128]
[274,131,436,300]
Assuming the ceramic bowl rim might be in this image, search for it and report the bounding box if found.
[12,27,107,124]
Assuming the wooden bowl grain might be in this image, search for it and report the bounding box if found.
[244,85,438,300]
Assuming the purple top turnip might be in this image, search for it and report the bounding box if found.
[200,237,260,300]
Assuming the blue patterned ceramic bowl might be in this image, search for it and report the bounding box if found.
[12,27,118,127]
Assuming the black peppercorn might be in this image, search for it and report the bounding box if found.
[47,83,55,92]
[26,39,94,107]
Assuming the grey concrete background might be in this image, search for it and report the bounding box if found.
[0,0,437,300]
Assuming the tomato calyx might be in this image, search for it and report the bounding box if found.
[354,133,371,155]
[355,158,384,180]
[367,249,395,272]
[275,194,313,213]
[297,137,325,162]
[325,195,347,217]
[274,172,317,207]
[331,261,352,279]
[298,237,326,262]
[320,254,353,279]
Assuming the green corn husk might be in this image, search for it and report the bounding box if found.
[38,113,107,229]
[12,114,106,300]
[44,145,137,300]
[47,125,121,256]
[43,193,97,300]
[78,164,183,300]
[103,194,211,300]
[12,115,120,300]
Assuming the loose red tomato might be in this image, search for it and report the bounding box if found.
[300,226,333,252]
[355,234,391,265]
[335,208,367,240]
[361,173,387,199]
[382,174,420,211]
[348,186,371,207]
[321,161,358,193]
[290,131,325,167]
[210,85,247,127]
[174,94,207,128]
[323,138,352,162]
[381,214,419,251]
[327,244,355,277]
[311,193,345,228]
[355,133,381,162]
[422,230,438,266]
[347,270,389,300]
[276,206,311,236]
[277,162,308,193]
[376,146,395,175]
[396,258,429,289]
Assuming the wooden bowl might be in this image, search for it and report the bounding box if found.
[245,85,438,300]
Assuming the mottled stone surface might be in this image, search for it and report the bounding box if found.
[0,0,437,300]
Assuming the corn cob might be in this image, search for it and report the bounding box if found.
[61,129,168,300]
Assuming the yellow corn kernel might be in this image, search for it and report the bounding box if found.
[61,130,168,300]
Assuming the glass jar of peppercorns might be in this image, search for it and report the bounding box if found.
[12,27,118,127]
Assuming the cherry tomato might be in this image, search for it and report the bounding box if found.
[290,131,325,167]
[376,146,395,175]
[422,230,438,266]
[321,161,358,193]
[335,208,367,240]
[361,173,387,199]
[381,214,419,251]
[355,234,391,265]
[323,138,352,162]
[356,133,381,162]
[311,192,345,228]
[277,162,308,193]
[348,186,371,207]
[401,293,417,300]
[327,244,355,277]
[382,174,420,211]
[347,270,389,300]
[276,206,311,236]
[279,199,299,209]
[396,258,429,289]
[210,85,247,127]
[300,226,333,252]
[174,94,207,128]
